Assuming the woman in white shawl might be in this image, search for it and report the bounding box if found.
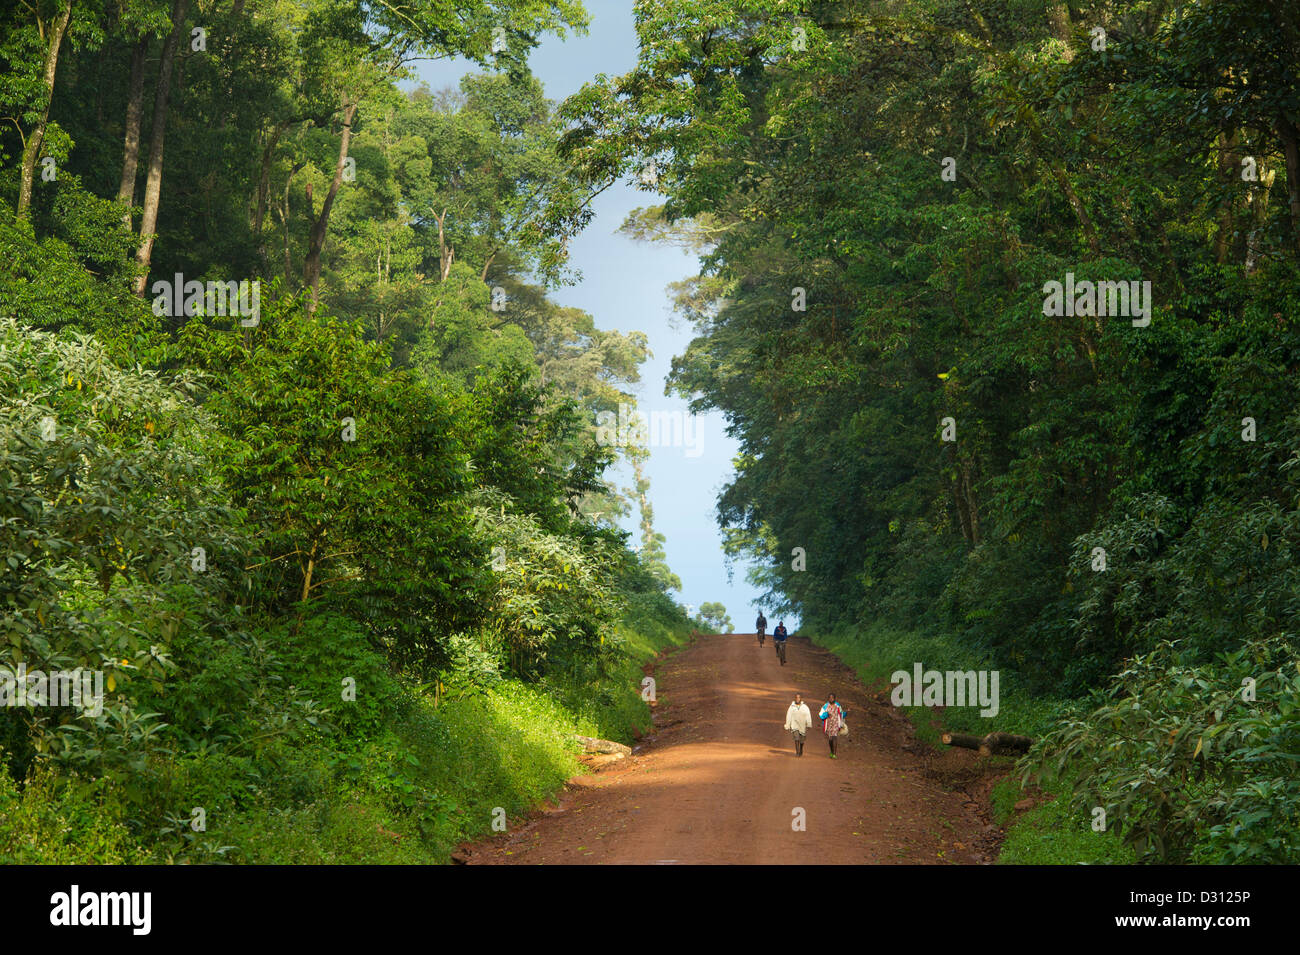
[784,693,812,756]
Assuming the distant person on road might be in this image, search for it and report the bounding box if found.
[785,693,812,756]
[756,612,767,646]
[773,621,789,664]
[820,693,846,758]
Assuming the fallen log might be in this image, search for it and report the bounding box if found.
[574,735,632,757]
[580,752,627,770]
[979,732,1034,756]
[942,731,1034,757]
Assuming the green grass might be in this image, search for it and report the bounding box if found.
[0,608,691,865]
[211,678,592,863]
[223,614,691,863]
[0,766,148,864]
[810,620,1069,738]
[807,620,1132,865]
[991,776,1137,865]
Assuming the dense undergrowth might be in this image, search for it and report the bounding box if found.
[0,296,692,862]
[813,621,1299,864]
[1,0,693,860]
[1,603,688,864]
[573,0,1300,865]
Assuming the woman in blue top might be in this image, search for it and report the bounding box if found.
[819,693,847,758]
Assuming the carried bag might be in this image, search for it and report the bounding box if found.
[839,720,848,738]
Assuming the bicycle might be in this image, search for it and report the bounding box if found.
[757,626,766,647]
[775,639,787,665]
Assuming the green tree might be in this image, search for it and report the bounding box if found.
[695,602,732,634]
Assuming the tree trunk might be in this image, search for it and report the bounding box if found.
[116,36,150,226]
[133,0,192,295]
[434,208,454,280]
[253,120,288,264]
[953,477,972,543]
[1277,114,1300,258]
[1049,165,1101,254]
[1212,130,1242,263]
[1245,165,1277,274]
[303,99,358,316]
[979,732,1034,756]
[943,731,1034,756]
[1047,3,1074,60]
[961,459,981,545]
[276,160,306,283]
[299,536,320,604]
[300,555,315,603]
[16,0,74,221]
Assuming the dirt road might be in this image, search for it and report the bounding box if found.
[459,633,1000,864]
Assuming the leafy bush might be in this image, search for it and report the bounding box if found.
[0,762,146,864]
[470,488,620,677]
[269,613,408,742]
[0,318,237,777]
[1029,635,1300,863]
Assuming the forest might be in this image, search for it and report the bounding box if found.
[572,0,1298,863]
[1,0,691,863]
[2,0,1298,867]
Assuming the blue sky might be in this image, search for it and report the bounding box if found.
[412,5,796,632]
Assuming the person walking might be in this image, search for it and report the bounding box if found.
[773,621,789,664]
[784,693,812,756]
[756,611,767,646]
[819,693,847,758]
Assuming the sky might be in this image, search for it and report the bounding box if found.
[412,4,796,632]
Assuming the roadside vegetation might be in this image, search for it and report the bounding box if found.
[574,0,1300,864]
[1,0,691,863]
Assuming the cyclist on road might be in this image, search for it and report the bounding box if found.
[756,612,767,646]
[773,621,789,665]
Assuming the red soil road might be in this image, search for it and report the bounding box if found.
[458,633,997,865]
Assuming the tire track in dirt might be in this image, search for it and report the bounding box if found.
[458,633,999,864]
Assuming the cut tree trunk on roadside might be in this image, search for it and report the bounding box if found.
[942,731,1034,757]
[574,735,632,757]
[581,752,626,771]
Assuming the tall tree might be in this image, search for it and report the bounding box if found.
[13,0,75,221]
[130,0,188,293]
